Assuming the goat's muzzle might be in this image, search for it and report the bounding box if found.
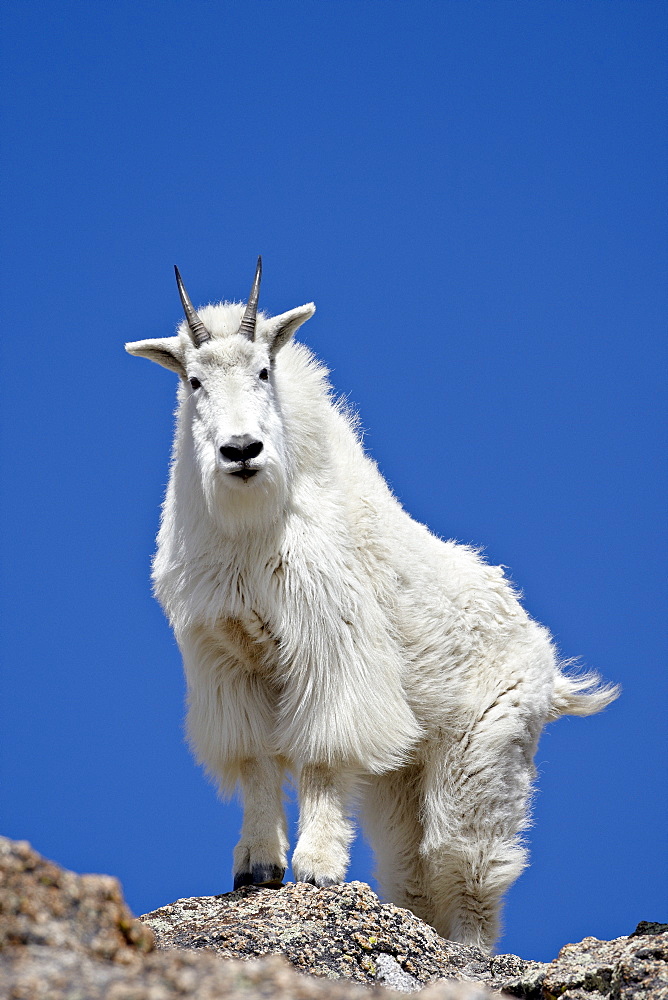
[218,435,265,481]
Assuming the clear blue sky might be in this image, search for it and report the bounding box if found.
[1,1,665,962]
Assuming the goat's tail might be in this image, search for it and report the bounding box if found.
[549,665,620,720]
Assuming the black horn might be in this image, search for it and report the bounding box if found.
[237,256,262,341]
[174,266,212,347]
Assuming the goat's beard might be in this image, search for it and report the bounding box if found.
[202,451,292,536]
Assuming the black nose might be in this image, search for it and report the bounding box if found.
[219,436,264,463]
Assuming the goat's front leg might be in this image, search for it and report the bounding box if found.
[233,756,288,890]
[292,764,357,887]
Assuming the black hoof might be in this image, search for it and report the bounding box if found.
[305,875,338,888]
[233,865,285,891]
[251,863,285,888]
[233,871,254,890]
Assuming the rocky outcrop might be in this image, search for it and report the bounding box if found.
[141,879,538,990]
[142,883,668,998]
[536,927,668,1000]
[0,836,665,999]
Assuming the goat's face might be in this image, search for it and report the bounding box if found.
[179,313,296,499]
[186,331,275,486]
[126,292,315,517]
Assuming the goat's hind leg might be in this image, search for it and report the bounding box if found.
[232,756,288,889]
[361,765,434,927]
[421,709,538,951]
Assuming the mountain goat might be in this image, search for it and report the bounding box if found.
[126,258,618,951]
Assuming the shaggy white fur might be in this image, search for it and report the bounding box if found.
[126,282,619,952]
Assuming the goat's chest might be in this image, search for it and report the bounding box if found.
[211,550,286,677]
[218,611,280,677]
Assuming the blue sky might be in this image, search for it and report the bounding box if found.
[1,1,665,962]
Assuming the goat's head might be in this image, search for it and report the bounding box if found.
[126,259,315,512]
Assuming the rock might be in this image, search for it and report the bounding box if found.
[376,952,422,992]
[1,836,666,999]
[632,922,668,938]
[140,882,668,998]
[539,931,668,1000]
[140,879,526,988]
[140,883,668,998]
[0,836,154,959]
[0,945,420,1000]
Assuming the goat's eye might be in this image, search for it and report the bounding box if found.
[258,368,269,381]
[189,377,201,390]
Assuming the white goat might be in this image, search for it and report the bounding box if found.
[126,259,618,951]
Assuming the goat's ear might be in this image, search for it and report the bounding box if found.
[263,303,316,356]
[125,337,186,378]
